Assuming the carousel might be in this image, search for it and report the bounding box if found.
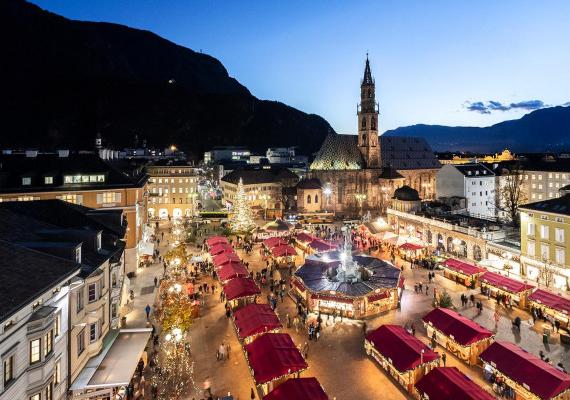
[292,228,402,319]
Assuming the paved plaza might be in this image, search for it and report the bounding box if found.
[127,222,570,400]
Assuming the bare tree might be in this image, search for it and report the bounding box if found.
[539,260,556,288]
[496,163,527,226]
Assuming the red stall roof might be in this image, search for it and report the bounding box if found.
[529,289,570,315]
[222,277,260,301]
[399,242,424,251]
[217,262,249,282]
[271,244,297,257]
[443,258,485,276]
[296,232,316,244]
[233,303,282,340]
[263,377,328,400]
[213,252,240,266]
[480,341,570,400]
[367,290,390,303]
[366,325,438,372]
[480,271,535,293]
[209,243,234,256]
[263,237,289,249]
[206,236,229,247]
[308,239,336,252]
[245,333,308,385]
[422,308,493,346]
[415,367,495,400]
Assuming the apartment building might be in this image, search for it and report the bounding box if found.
[0,151,148,273]
[146,160,199,219]
[523,160,570,201]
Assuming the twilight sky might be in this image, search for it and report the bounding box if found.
[32,0,570,134]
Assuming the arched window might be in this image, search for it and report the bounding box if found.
[361,117,366,129]
[315,194,319,203]
[307,195,311,204]
[371,117,376,130]
[362,134,367,145]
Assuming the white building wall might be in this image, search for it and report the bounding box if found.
[435,165,464,198]
[464,175,496,218]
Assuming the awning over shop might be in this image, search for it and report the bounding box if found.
[480,271,535,293]
[296,232,316,244]
[213,252,241,266]
[529,289,570,315]
[209,243,234,256]
[271,244,297,257]
[245,333,308,385]
[422,308,493,346]
[263,237,289,249]
[367,290,390,303]
[206,236,229,247]
[480,341,570,400]
[399,242,424,251]
[70,329,152,391]
[217,262,249,282]
[312,293,353,304]
[233,303,282,340]
[415,367,495,400]
[138,241,154,256]
[223,277,260,301]
[442,258,486,276]
[263,377,328,400]
[366,325,438,372]
[308,239,336,252]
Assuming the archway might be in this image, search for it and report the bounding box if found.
[427,230,433,246]
[459,240,467,258]
[173,208,182,219]
[148,208,155,219]
[447,237,454,254]
[473,245,482,261]
[437,233,445,251]
[159,208,168,220]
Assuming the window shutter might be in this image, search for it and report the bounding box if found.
[96,193,103,204]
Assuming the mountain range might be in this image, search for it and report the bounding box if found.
[0,0,333,158]
[384,105,570,153]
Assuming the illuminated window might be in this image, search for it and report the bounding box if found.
[22,177,31,185]
[3,356,14,385]
[44,330,53,356]
[30,338,41,364]
[44,176,53,184]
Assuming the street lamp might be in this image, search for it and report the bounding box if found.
[355,193,367,217]
[322,185,333,213]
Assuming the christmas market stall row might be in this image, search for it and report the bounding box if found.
[414,367,495,400]
[529,289,570,331]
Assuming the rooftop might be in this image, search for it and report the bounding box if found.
[520,193,570,216]
[221,167,299,185]
[453,163,495,177]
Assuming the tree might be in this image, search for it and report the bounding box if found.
[539,258,556,288]
[435,290,454,309]
[496,163,527,226]
[229,178,256,234]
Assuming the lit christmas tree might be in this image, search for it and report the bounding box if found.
[230,178,256,234]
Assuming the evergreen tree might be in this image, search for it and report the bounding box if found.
[230,178,256,234]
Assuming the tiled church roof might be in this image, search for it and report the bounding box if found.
[310,133,440,171]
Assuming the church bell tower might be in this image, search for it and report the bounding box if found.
[357,55,380,168]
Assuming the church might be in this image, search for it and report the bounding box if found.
[308,56,440,216]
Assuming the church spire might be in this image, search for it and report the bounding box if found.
[362,53,374,85]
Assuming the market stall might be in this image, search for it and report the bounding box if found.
[233,303,282,343]
[440,258,486,287]
[480,341,570,400]
[263,237,289,249]
[244,333,308,395]
[208,243,235,256]
[206,236,229,247]
[528,289,570,330]
[307,239,336,254]
[213,252,241,267]
[414,367,495,400]
[270,244,298,265]
[217,261,249,283]
[263,377,328,400]
[222,277,261,309]
[398,242,425,258]
[365,325,439,393]
[422,307,494,366]
[479,271,535,309]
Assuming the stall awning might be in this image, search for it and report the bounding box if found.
[245,333,307,385]
[308,239,336,252]
[263,377,328,400]
[223,277,260,301]
[70,329,151,391]
[480,341,570,400]
[271,244,297,257]
[209,243,234,256]
[399,242,424,251]
[312,293,353,304]
[296,232,316,244]
[422,308,493,346]
[366,325,438,372]
[442,258,485,276]
[529,289,570,315]
[213,252,241,266]
[206,236,229,247]
[217,262,249,282]
[263,237,289,249]
[367,290,390,303]
[415,367,495,400]
[233,303,282,340]
[138,241,154,256]
[480,271,535,293]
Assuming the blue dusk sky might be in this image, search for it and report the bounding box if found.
[32,0,570,134]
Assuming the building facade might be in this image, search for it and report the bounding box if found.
[146,161,199,219]
[523,161,570,202]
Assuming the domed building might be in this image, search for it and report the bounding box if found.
[391,185,421,213]
[291,229,403,319]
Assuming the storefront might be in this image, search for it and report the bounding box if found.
[440,258,485,287]
[528,289,570,330]
[479,271,535,309]
[222,277,261,309]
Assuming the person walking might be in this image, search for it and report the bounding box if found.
[145,304,151,320]
[154,276,158,288]
[493,309,500,330]
[442,352,447,367]
[250,388,256,400]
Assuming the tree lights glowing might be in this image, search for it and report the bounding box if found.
[229,178,256,234]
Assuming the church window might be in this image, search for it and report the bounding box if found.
[315,194,319,203]
[362,134,367,145]
[361,117,366,129]
[371,117,376,130]
[307,195,311,204]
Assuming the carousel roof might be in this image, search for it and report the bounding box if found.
[263,377,328,400]
[222,277,260,301]
[217,262,249,282]
[209,243,234,256]
[213,252,240,266]
[528,289,570,315]
[366,325,439,372]
[206,236,229,247]
[480,341,570,400]
[415,367,495,400]
[479,271,535,293]
[244,333,308,385]
[233,303,282,340]
[422,308,493,346]
[294,251,401,298]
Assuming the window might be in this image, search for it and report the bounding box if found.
[30,394,40,400]
[45,383,52,400]
[96,233,102,250]
[75,247,81,263]
[555,228,565,243]
[112,273,117,287]
[540,225,549,240]
[54,312,61,337]
[44,330,53,356]
[56,194,83,205]
[527,223,535,236]
[307,195,311,204]
[30,338,41,364]
[89,323,97,342]
[44,176,53,184]
[112,302,118,319]
[556,248,565,265]
[88,283,97,302]
[77,329,85,356]
[102,192,116,204]
[22,177,31,185]
[541,244,550,260]
[527,241,535,257]
[54,359,61,385]
[539,175,543,180]
[3,356,14,385]
[76,290,84,313]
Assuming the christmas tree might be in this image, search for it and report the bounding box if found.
[230,178,256,234]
